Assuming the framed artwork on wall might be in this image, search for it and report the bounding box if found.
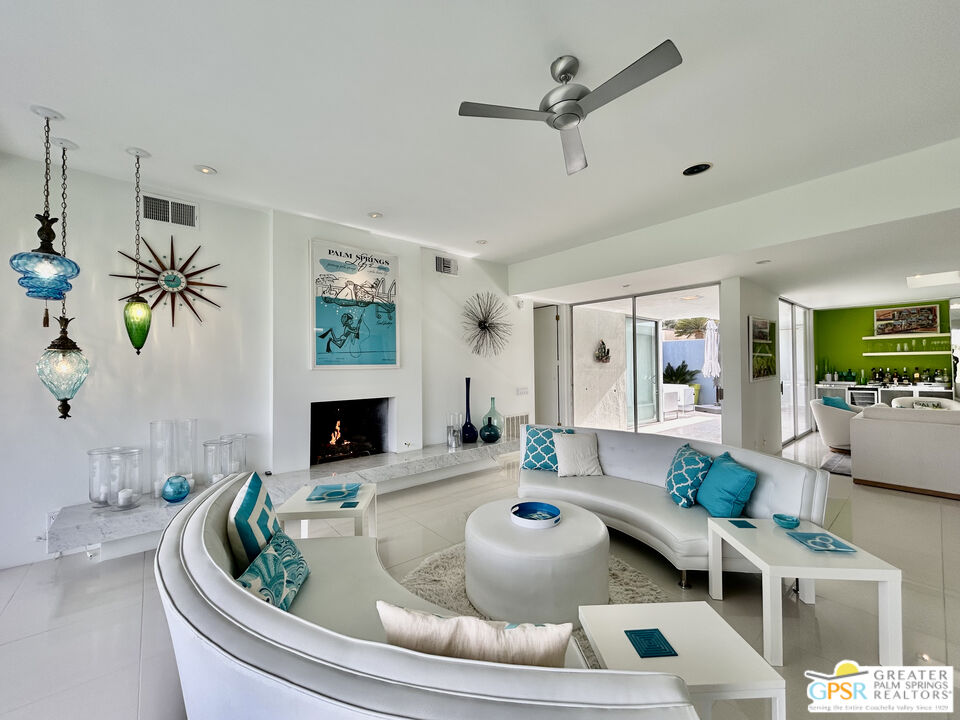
[873,304,939,336]
[311,239,398,368]
[749,315,777,382]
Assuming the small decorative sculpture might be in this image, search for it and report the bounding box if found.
[595,339,611,363]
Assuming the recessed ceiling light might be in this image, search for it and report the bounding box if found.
[621,284,631,288]
[905,270,960,288]
[682,162,712,176]
[194,164,218,175]
[755,259,772,265]
[367,211,383,219]
[680,294,702,301]
[476,239,488,245]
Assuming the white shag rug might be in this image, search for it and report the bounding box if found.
[399,543,670,668]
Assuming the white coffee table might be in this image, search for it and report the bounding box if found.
[465,498,608,626]
[579,601,785,720]
[707,518,902,667]
[275,483,377,538]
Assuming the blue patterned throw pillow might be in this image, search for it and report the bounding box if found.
[237,530,310,612]
[522,426,575,472]
[665,444,713,508]
[227,472,282,569]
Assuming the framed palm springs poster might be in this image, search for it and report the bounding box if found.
[749,316,777,381]
[311,239,398,367]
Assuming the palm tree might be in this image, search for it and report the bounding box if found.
[673,317,710,339]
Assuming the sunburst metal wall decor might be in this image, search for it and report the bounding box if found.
[110,235,225,326]
[462,291,512,357]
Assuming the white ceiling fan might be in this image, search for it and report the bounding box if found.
[459,40,682,175]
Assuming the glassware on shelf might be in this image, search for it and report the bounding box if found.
[220,433,247,473]
[204,438,233,484]
[150,418,199,498]
[88,446,142,509]
[483,397,504,432]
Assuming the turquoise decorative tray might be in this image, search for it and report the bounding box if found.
[510,501,561,529]
[786,531,856,552]
[307,482,361,502]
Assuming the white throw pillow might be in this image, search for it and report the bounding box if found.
[553,432,603,477]
[376,601,572,668]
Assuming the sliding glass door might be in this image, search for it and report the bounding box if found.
[780,299,813,444]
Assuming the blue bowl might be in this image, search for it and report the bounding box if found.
[773,513,799,529]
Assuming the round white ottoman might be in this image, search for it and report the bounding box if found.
[464,498,609,627]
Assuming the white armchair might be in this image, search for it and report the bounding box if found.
[891,397,960,410]
[810,399,860,453]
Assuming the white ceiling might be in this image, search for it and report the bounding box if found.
[2,1,960,268]
[576,286,719,321]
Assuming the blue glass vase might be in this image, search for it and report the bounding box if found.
[461,377,478,443]
[479,417,501,444]
[161,475,190,503]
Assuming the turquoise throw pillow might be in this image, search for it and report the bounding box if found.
[227,472,282,569]
[664,444,713,508]
[696,452,758,518]
[237,530,310,611]
[822,395,853,412]
[522,426,575,472]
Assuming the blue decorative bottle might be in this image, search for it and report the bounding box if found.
[479,417,501,444]
[461,378,478,443]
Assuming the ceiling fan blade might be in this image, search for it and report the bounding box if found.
[458,101,552,122]
[579,39,682,115]
[560,127,587,175]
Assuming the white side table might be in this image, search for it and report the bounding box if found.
[707,518,902,667]
[580,601,785,720]
[275,483,377,538]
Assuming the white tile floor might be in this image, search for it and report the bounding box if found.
[0,432,956,719]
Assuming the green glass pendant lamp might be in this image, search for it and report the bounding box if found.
[122,149,152,354]
[36,141,90,418]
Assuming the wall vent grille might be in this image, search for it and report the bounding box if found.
[435,255,458,275]
[143,194,198,228]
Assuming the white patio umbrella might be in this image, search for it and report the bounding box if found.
[701,319,721,378]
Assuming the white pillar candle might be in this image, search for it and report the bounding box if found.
[211,473,224,484]
[99,485,109,503]
[117,488,133,507]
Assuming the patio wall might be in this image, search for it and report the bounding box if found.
[662,338,718,405]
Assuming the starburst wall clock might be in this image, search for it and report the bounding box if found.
[110,235,225,325]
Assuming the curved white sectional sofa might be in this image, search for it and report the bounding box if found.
[519,427,829,574]
[156,472,700,719]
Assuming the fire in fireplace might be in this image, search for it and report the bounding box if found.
[310,398,389,466]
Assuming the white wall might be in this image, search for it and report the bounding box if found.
[270,212,424,473]
[0,153,272,567]
[720,277,782,453]
[572,306,628,430]
[420,250,533,445]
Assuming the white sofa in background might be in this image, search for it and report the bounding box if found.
[809,398,860,452]
[851,404,960,499]
[155,472,699,719]
[519,426,829,583]
[890,396,960,410]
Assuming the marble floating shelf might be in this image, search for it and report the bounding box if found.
[47,439,520,557]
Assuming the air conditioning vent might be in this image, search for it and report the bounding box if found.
[143,194,198,228]
[435,256,458,276]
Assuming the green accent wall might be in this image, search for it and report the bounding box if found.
[813,299,950,382]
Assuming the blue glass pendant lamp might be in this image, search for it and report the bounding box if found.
[9,108,80,318]
[35,141,89,418]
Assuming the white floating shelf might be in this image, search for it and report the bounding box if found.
[862,351,952,357]
[862,332,949,341]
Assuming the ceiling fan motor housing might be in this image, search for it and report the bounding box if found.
[539,83,590,129]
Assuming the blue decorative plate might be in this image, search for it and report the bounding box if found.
[510,501,561,529]
[307,482,362,502]
[773,513,800,529]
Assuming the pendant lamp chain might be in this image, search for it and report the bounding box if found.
[134,154,142,294]
[59,146,68,318]
[42,117,51,215]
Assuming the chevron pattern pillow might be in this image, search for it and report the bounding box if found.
[227,472,282,569]
[665,444,713,508]
[237,530,310,611]
[522,426,576,472]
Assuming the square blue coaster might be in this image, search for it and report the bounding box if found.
[625,628,677,658]
[340,501,359,509]
[729,519,756,528]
